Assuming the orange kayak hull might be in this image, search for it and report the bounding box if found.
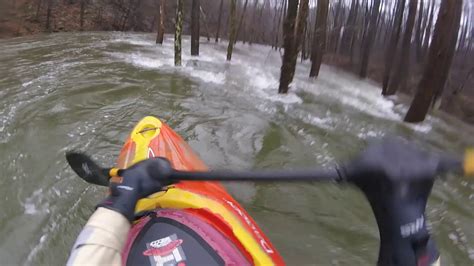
[117,116,284,265]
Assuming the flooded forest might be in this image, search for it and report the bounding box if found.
[1,0,474,265]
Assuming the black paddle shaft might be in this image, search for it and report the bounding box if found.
[171,168,343,182]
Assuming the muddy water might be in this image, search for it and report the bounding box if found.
[0,32,473,265]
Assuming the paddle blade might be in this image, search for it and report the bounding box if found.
[66,152,111,186]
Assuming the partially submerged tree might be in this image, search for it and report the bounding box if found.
[156,0,165,44]
[235,0,249,43]
[191,0,200,56]
[309,0,329,78]
[358,0,381,78]
[278,0,298,93]
[174,0,183,66]
[385,0,418,96]
[80,0,86,31]
[405,0,463,123]
[215,0,224,43]
[286,0,309,82]
[46,0,53,31]
[340,0,358,57]
[382,0,406,95]
[227,0,237,61]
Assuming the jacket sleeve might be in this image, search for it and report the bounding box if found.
[67,207,131,266]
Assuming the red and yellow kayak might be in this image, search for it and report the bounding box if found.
[118,116,284,265]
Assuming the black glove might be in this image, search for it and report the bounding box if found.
[97,157,174,222]
[342,138,457,266]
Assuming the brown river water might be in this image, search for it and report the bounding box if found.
[0,32,473,265]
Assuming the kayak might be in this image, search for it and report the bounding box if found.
[117,116,284,265]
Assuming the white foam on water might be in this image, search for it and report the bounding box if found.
[105,34,437,136]
[111,38,155,47]
[184,67,226,84]
[357,129,385,139]
[22,80,34,87]
[22,188,49,215]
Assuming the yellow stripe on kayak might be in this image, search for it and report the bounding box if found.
[136,188,274,265]
[128,116,275,265]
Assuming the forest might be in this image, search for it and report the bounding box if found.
[1,0,473,123]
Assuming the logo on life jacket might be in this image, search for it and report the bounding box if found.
[144,234,186,266]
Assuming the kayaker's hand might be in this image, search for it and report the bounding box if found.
[97,158,174,222]
[344,138,451,184]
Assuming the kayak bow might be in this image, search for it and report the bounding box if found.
[118,116,284,265]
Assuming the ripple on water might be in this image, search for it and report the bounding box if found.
[0,32,473,265]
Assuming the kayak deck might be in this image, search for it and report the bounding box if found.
[117,116,284,265]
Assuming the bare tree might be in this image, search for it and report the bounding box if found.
[215,0,224,42]
[385,0,418,96]
[235,0,249,43]
[309,0,329,78]
[200,6,211,41]
[286,0,309,79]
[156,0,165,44]
[358,0,381,78]
[46,0,53,31]
[191,0,200,56]
[340,0,358,56]
[382,0,405,94]
[174,0,183,66]
[414,0,424,62]
[227,0,237,61]
[80,0,86,31]
[35,0,42,21]
[278,0,299,93]
[249,0,261,45]
[421,0,435,60]
[405,0,463,123]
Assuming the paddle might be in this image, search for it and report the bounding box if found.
[66,152,122,186]
[66,140,473,266]
[66,151,343,186]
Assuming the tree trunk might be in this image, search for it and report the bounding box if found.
[385,0,417,95]
[215,0,224,43]
[226,0,237,61]
[341,0,358,55]
[273,0,286,49]
[156,0,165,44]
[191,0,200,56]
[249,0,260,45]
[358,0,381,78]
[200,6,211,42]
[309,0,329,78]
[381,0,405,94]
[257,0,269,44]
[330,0,343,54]
[121,0,134,31]
[235,0,249,43]
[285,0,309,80]
[404,0,463,123]
[414,0,424,62]
[35,0,42,21]
[421,0,435,60]
[301,21,307,62]
[174,0,183,66]
[46,0,52,31]
[278,0,299,94]
[80,0,85,31]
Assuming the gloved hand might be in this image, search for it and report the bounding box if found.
[97,157,174,222]
[340,138,458,266]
